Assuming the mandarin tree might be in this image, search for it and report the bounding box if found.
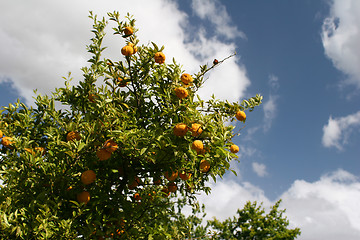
[0,12,262,239]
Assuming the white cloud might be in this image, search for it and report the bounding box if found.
[322,0,360,87]
[197,179,270,222]
[198,169,360,239]
[0,0,249,106]
[322,111,360,150]
[252,162,268,177]
[191,0,246,40]
[263,95,278,132]
[280,169,360,240]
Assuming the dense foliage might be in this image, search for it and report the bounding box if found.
[207,200,301,239]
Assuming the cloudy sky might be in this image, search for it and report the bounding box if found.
[1,0,360,239]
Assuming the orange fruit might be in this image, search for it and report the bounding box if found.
[121,45,134,56]
[66,131,81,142]
[179,171,192,181]
[81,170,96,185]
[173,123,188,137]
[124,26,133,36]
[133,192,142,201]
[77,191,90,204]
[116,229,125,236]
[103,139,118,153]
[174,87,188,99]
[127,43,138,53]
[230,144,239,153]
[168,182,177,192]
[190,123,202,137]
[164,171,178,181]
[191,140,204,153]
[0,130,3,138]
[154,52,165,64]
[180,73,193,85]
[88,93,97,103]
[200,159,210,173]
[1,137,13,148]
[117,77,128,87]
[235,111,246,122]
[96,149,112,161]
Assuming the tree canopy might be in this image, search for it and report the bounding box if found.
[0,12,300,240]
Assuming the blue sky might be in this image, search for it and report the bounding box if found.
[1,0,360,239]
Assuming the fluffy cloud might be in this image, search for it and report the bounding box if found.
[322,111,360,150]
[191,0,246,40]
[198,169,360,239]
[280,169,360,240]
[252,162,268,177]
[322,0,360,87]
[197,180,270,222]
[0,0,249,105]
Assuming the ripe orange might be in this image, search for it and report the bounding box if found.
[235,111,246,122]
[174,87,188,99]
[191,140,204,153]
[190,123,202,137]
[1,137,13,148]
[154,52,166,64]
[103,139,118,153]
[121,45,134,56]
[66,131,81,142]
[164,171,178,181]
[173,123,188,137]
[168,182,177,192]
[230,144,239,153]
[0,130,3,138]
[124,26,133,36]
[133,192,142,201]
[96,149,112,161]
[127,43,138,53]
[77,191,90,204]
[200,159,210,173]
[81,170,96,185]
[180,73,193,85]
[117,77,128,87]
[179,171,192,181]
[88,93,97,103]
[116,229,125,236]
